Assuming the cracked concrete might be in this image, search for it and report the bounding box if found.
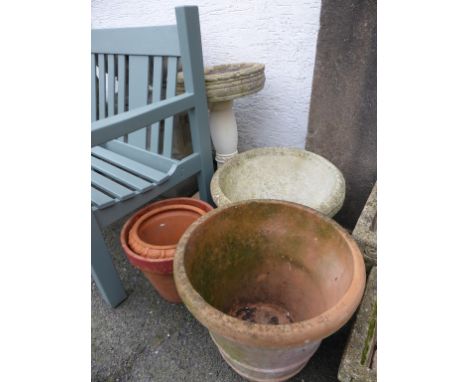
[92,214,352,382]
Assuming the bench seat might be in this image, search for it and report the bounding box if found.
[91,141,177,210]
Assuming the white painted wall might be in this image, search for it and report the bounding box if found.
[92,0,321,151]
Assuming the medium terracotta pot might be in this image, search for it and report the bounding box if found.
[121,198,213,303]
[128,204,207,259]
[174,200,365,381]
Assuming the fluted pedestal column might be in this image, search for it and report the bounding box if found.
[178,63,266,167]
[208,100,238,166]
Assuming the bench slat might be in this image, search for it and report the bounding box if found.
[92,146,169,183]
[150,56,164,153]
[91,156,153,192]
[91,54,97,121]
[127,55,149,148]
[105,140,177,173]
[98,54,107,119]
[91,170,135,200]
[91,186,116,208]
[163,56,178,157]
[108,54,115,117]
[117,54,126,142]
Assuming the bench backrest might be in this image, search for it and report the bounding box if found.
[91,7,204,158]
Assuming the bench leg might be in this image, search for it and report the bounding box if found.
[91,213,127,307]
[197,166,213,204]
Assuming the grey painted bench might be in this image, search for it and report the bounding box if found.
[91,6,214,307]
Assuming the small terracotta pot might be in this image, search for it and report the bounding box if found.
[128,204,207,259]
[121,198,213,303]
[174,200,365,381]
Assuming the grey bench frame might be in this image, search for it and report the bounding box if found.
[91,6,214,307]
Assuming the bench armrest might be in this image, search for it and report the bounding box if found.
[91,93,195,147]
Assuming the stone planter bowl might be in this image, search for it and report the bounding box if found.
[211,147,346,217]
[338,266,377,382]
[353,184,377,271]
[174,200,366,381]
[177,63,265,103]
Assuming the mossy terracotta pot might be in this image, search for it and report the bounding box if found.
[174,200,365,381]
[121,198,213,303]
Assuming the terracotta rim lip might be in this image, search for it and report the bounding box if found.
[122,218,175,265]
[129,204,207,251]
[174,199,366,348]
[121,198,213,265]
[210,147,346,217]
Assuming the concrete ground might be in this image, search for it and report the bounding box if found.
[92,214,352,382]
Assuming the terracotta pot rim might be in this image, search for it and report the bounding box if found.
[129,204,207,252]
[122,218,175,265]
[174,199,366,348]
[121,198,213,265]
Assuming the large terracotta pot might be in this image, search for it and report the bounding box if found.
[121,198,213,303]
[174,200,365,381]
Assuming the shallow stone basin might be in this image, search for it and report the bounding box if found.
[210,147,346,217]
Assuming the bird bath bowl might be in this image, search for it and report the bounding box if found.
[178,63,265,166]
[174,200,366,382]
[210,147,346,217]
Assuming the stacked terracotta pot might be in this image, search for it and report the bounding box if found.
[120,198,212,303]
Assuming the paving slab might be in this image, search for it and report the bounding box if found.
[92,216,352,382]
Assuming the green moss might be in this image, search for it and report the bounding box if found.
[185,203,332,310]
[212,334,248,363]
[360,301,377,365]
[188,233,267,309]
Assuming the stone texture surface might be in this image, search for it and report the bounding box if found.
[306,0,377,229]
[92,215,353,382]
[177,63,265,103]
[210,147,345,217]
[353,184,377,271]
[91,0,322,151]
[338,267,377,382]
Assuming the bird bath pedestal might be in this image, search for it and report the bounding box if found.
[178,63,265,167]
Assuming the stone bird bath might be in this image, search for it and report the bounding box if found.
[210,147,346,217]
[174,200,366,381]
[177,63,265,166]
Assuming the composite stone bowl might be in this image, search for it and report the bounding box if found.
[210,147,346,217]
[177,63,265,103]
[173,200,366,381]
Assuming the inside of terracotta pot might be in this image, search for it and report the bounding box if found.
[137,209,202,247]
[183,202,355,324]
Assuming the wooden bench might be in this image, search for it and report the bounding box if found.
[91,6,214,307]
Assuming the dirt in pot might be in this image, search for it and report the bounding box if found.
[228,302,294,325]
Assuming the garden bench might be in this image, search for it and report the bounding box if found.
[91,6,213,307]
